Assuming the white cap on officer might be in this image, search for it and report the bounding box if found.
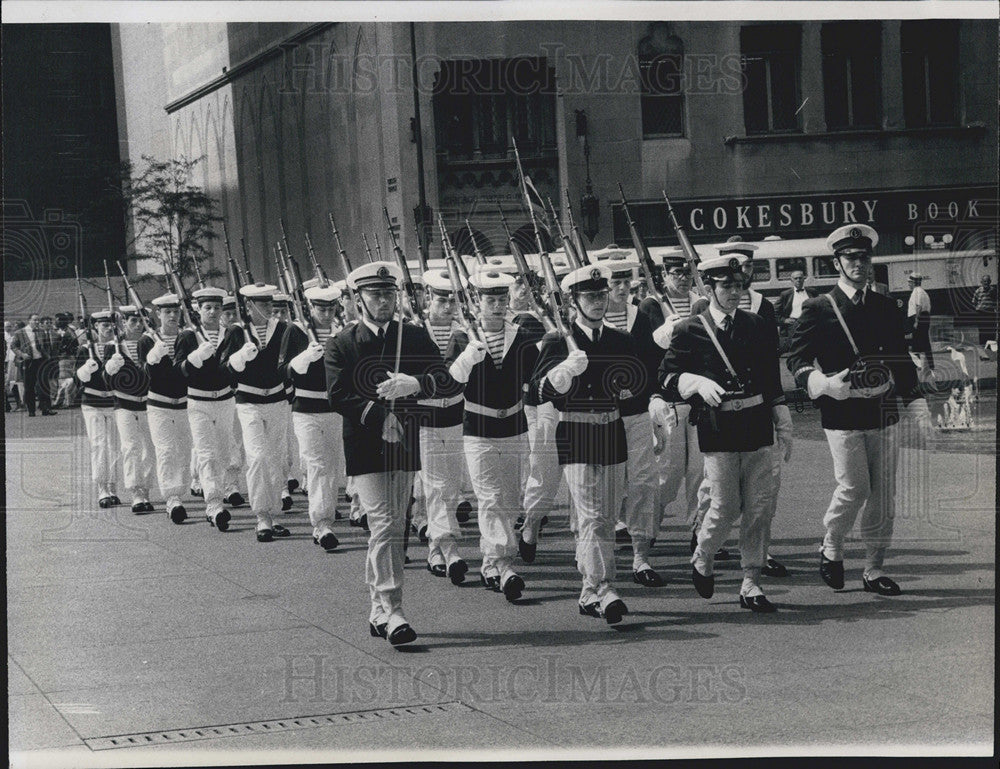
[238,283,277,299]
[827,224,879,256]
[347,261,401,290]
[304,283,342,303]
[192,286,228,302]
[698,253,748,279]
[561,263,612,294]
[151,293,180,308]
[423,268,455,296]
[469,264,515,294]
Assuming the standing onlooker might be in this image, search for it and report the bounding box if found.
[972,275,998,347]
[906,273,934,380]
[52,313,79,407]
[776,270,817,327]
[8,313,57,416]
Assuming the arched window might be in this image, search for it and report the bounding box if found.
[638,22,685,138]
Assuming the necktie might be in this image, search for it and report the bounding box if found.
[853,290,864,306]
[592,327,601,344]
[377,327,385,341]
[720,315,732,338]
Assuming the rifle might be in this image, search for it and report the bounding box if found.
[274,242,294,296]
[438,212,480,307]
[103,260,123,353]
[116,260,162,342]
[74,264,99,360]
[663,191,708,296]
[547,196,583,269]
[327,212,358,309]
[239,237,255,284]
[382,206,425,326]
[304,233,330,288]
[281,237,322,345]
[465,218,487,265]
[445,254,485,345]
[564,187,591,268]
[372,232,384,262]
[191,257,206,291]
[539,252,579,352]
[225,253,261,348]
[617,183,677,318]
[497,204,557,336]
[512,138,548,259]
[165,260,208,344]
[361,232,375,263]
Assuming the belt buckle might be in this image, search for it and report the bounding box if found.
[496,407,507,418]
[731,398,744,411]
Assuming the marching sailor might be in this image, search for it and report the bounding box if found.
[446,264,543,602]
[271,292,302,500]
[278,279,344,552]
[218,283,292,542]
[660,254,791,613]
[787,225,932,596]
[219,294,247,509]
[532,263,632,624]
[138,293,192,524]
[103,304,157,514]
[325,261,458,646]
[175,286,236,532]
[74,310,121,508]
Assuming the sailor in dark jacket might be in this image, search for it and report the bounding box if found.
[787,224,932,596]
[103,304,156,514]
[325,261,457,647]
[279,280,344,552]
[532,263,633,625]
[659,253,791,613]
[138,292,192,524]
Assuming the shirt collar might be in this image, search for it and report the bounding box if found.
[708,303,734,328]
[574,317,602,340]
[838,279,864,302]
[362,317,390,337]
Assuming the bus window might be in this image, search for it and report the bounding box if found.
[752,260,772,282]
[812,256,839,278]
[776,257,807,279]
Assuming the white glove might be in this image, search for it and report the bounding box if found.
[652,314,682,349]
[186,340,216,369]
[648,396,671,426]
[146,339,169,366]
[229,341,258,373]
[807,369,852,401]
[677,373,726,407]
[381,410,404,443]
[448,340,487,384]
[772,404,793,462]
[104,352,126,377]
[290,342,324,375]
[546,349,589,395]
[905,398,933,449]
[376,372,421,401]
[76,357,100,383]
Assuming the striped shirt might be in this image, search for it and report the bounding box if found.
[315,327,333,347]
[604,308,628,331]
[483,330,505,367]
[664,292,692,318]
[202,328,222,348]
[123,339,139,361]
[738,293,752,311]
[428,324,453,355]
[161,334,177,357]
[253,324,268,345]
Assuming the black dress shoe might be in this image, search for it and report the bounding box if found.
[427,562,447,578]
[272,524,291,537]
[169,505,187,524]
[99,496,113,509]
[42,410,57,416]
[518,533,537,564]
[318,532,339,551]
[633,568,666,588]
[131,502,145,513]
[190,487,204,498]
[762,556,789,578]
[108,495,121,505]
[579,601,601,618]
[615,526,630,544]
[455,500,472,524]
[413,524,428,544]
[281,495,293,512]
[863,574,901,596]
[692,566,715,599]
[388,623,417,646]
[715,547,733,561]
[602,599,627,625]
[256,528,274,543]
[224,492,245,508]
[820,553,845,590]
[214,509,231,532]
[351,514,370,532]
[501,574,525,602]
[740,594,777,613]
[447,559,468,585]
[480,573,501,592]
[369,621,387,638]
[287,478,300,494]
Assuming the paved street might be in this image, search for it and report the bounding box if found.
[6,403,995,765]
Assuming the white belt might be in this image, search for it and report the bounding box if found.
[417,393,464,409]
[188,386,234,399]
[147,392,187,406]
[294,388,329,400]
[237,383,285,397]
[113,390,147,403]
[848,381,893,398]
[560,408,620,425]
[83,387,112,398]
[464,399,523,419]
[718,394,764,412]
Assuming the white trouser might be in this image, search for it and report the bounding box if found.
[411,473,427,530]
[292,410,343,537]
[81,405,119,491]
[693,446,774,579]
[187,398,235,517]
[226,410,244,495]
[284,407,300,481]
[419,423,465,565]
[465,433,526,578]
[114,408,156,500]
[564,462,626,593]
[655,402,704,526]
[190,448,200,487]
[821,425,899,571]
[354,470,415,625]
[236,401,289,522]
[621,412,658,549]
[522,402,561,529]
[147,405,191,502]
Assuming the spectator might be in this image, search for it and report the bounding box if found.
[972,275,997,347]
[866,273,890,296]
[776,270,817,327]
[906,273,934,380]
[8,314,57,416]
[52,312,79,407]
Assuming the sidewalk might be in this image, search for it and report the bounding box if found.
[6,409,995,764]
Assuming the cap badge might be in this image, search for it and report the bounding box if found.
[590,268,601,280]
[850,227,862,239]
[376,266,389,279]
[728,258,741,271]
